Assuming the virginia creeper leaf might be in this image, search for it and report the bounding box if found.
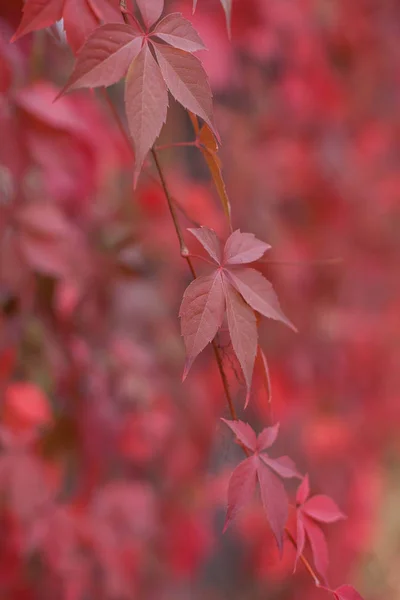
[199,124,231,222]
[188,226,222,265]
[223,455,257,532]
[180,228,295,395]
[152,43,217,137]
[261,455,302,479]
[256,423,279,451]
[227,267,297,331]
[12,0,123,54]
[221,419,257,452]
[124,43,169,184]
[223,230,271,265]
[224,280,257,393]
[303,495,346,523]
[334,586,364,600]
[302,513,329,580]
[296,473,310,505]
[135,0,164,29]
[257,460,289,552]
[60,24,142,93]
[179,271,225,380]
[152,13,206,52]
[223,420,301,549]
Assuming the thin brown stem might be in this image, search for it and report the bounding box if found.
[155,141,197,151]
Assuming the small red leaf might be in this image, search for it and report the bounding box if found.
[188,226,221,264]
[179,272,225,379]
[303,514,329,581]
[224,455,257,532]
[296,474,310,505]
[334,585,364,600]
[136,0,164,29]
[60,24,142,93]
[257,459,288,552]
[153,43,217,137]
[221,419,257,452]
[256,423,279,451]
[303,495,346,523]
[124,43,168,184]
[261,455,302,479]
[11,0,63,43]
[224,280,257,393]
[294,514,306,572]
[152,13,206,52]
[227,267,297,331]
[223,230,271,265]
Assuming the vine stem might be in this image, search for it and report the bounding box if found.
[151,148,238,420]
[103,36,320,582]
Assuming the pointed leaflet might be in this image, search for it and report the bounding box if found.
[11,0,63,43]
[188,227,221,265]
[257,423,280,451]
[224,281,257,393]
[261,455,301,479]
[295,514,306,572]
[199,124,231,222]
[60,24,142,92]
[254,345,272,407]
[11,0,123,54]
[124,43,168,183]
[152,43,217,137]
[220,0,232,36]
[221,419,257,452]
[227,267,297,331]
[223,230,271,265]
[135,0,164,29]
[303,514,329,581]
[152,13,206,52]
[334,586,364,600]
[303,495,346,523]
[179,272,225,379]
[257,460,288,552]
[296,474,310,505]
[224,455,257,532]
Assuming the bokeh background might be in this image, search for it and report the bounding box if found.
[1,0,400,598]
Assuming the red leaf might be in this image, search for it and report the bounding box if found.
[227,267,297,331]
[188,226,221,264]
[223,230,271,265]
[124,43,168,184]
[198,124,231,222]
[152,43,216,137]
[302,514,329,581]
[334,585,364,600]
[179,271,225,379]
[296,474,310,505]
[261,455,302,479]
[294,514,306,572]
[223,280,257,393]
[60,24,142,93]
[12,0,123,54]
[303,495,346,523]
[223,455,257,532]
[220,419,257,452]
[220,0,232,36]
[11,0,63,43]
[257,458,288,552]
[256,423,280,451]
[135,0,164,29]
[152,13,206,53]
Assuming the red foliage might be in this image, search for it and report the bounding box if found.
[0,0,398,598]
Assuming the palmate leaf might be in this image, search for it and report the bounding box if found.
[57,8,216,185]
[179,227,295,398]
[222,419,301,550]
[294,474,346,581]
